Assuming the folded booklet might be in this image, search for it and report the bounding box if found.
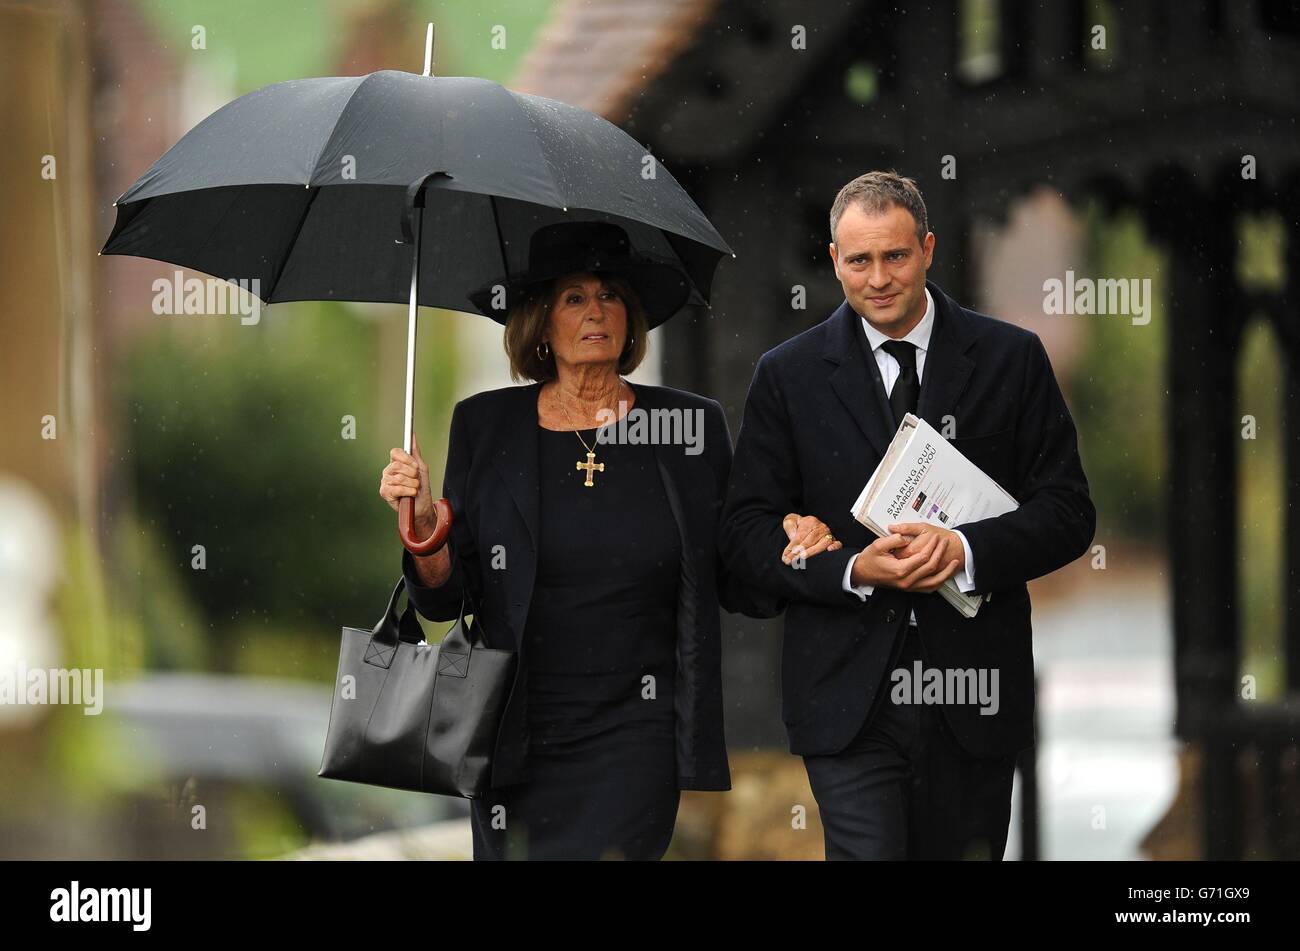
[849,413,1018,618]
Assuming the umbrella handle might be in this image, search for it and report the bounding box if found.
[399,496,453,554]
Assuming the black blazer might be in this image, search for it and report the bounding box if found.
[720,280,1096,758]
[402,380,774,791]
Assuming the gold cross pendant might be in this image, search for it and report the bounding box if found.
[575,450,605,487]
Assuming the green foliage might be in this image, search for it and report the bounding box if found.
[105,511,210,671]
[136,0,555,94]
[1069,205,1168,543]
[1236,211,1286,292]
[116,299,458,668]
[1236,320,1285,696]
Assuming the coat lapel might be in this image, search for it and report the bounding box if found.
[626,384,694,553]
[823,299,895,460]
[637,384,705,773]
[823,283,978,457]
[488,382,542,553]
[486,384,541,645]
[915,281,976,431]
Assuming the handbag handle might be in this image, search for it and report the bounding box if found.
[364,578,488,672]
[370,577,483,648]
[371,578,427,648]
[433,589,484,678]
[443,585,482,646]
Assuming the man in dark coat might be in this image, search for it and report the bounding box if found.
[721,170,1096,859]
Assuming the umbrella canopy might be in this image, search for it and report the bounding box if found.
[100,59,734,555]
[100,69,733,317]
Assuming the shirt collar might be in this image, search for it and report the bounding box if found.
[860,286,934,355]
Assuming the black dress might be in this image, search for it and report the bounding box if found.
[469,423,682,860]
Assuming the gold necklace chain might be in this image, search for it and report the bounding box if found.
[555,380,624,454]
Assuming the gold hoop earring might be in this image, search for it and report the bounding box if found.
[536,341,550,361]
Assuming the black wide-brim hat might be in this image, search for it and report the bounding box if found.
[467,221,693,329]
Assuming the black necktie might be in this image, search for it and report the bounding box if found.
[880,339,919,427]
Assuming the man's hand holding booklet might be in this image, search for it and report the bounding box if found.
[850,413,1019,618]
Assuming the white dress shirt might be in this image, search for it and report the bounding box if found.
[841,287,977,622]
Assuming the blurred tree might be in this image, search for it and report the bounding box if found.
[1070,204,1168,544]
[1236,317,1285,698]
[136,0,554,93]
[117,299,458,670]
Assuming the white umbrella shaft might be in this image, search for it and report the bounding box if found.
[402,205,421,454]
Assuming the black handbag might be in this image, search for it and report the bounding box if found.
[318,578,516,798]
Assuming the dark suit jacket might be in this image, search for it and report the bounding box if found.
[402,380,775,790]
[720,280,1096,758]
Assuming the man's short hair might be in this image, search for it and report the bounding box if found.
[829,170,929,247]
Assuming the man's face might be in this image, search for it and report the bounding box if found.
[829,202,935,338]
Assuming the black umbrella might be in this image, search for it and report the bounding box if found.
[101,26,733,554]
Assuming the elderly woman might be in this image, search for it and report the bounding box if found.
[378,222,840,860]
